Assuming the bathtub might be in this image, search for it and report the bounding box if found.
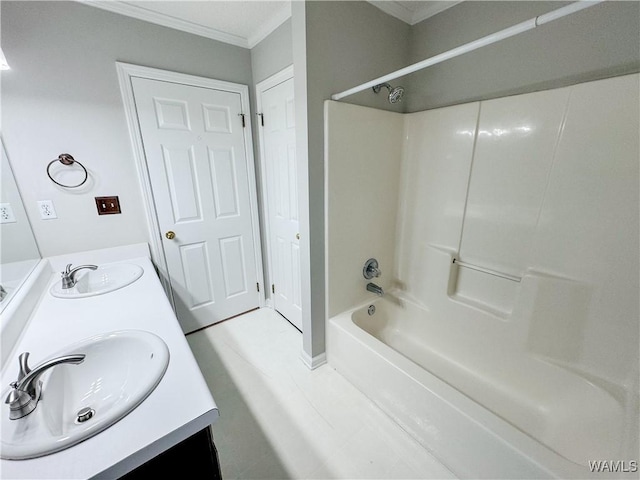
[327,296,633,479]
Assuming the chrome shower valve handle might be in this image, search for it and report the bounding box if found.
[363,258,381,279]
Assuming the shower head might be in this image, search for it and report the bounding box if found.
[388,85,405,104]
[372,83,405,104]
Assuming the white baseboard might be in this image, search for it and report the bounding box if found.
[300,350,327,370]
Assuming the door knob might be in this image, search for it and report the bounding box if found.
[165,231,176,240]
[296,233,300,240]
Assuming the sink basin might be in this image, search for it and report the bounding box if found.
[1,330,169,459]
[49,263,143,299]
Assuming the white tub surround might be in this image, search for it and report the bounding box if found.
[326,73,639,479]
[0,243,219,479]
[324,102,404,318]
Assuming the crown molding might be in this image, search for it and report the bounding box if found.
[368,1,462,26]
[368,1,415,24]
[78,0,250,48]
[411,1,462,25]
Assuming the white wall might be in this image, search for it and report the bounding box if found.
[0,140,39,264]
[325,101,403,317]
[1,1,253,258]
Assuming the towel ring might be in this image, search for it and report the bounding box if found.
[46,154,88,188]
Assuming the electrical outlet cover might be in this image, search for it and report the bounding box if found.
[37,200,58,220]
[0,203,16,223]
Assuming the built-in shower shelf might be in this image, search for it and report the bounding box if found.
[450,256,520,318]
[452,258,521,282]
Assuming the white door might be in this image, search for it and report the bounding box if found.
[132,77,261,334]
[260,77,302,330]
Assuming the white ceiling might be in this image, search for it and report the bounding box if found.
[80,1,460,49]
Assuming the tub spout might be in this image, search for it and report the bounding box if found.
[366,282,384,296]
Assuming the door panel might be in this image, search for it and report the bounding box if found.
[132,77,260,333]
[154,98,191,130]
[180,242,215,308]
[209,148,240,218]
[162,146,201,222]
[219,235,248,297]
[261,77,302,330]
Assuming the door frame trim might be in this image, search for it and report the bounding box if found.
[116,61,266,310]
[255,65,294,310]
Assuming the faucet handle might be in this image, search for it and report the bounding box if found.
[5,382,25,403]
[363,258,381,279]
[62,264,73,276]
[17,352,32,382]
[4,382,36,418]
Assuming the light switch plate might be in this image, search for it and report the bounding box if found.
[95,196,121,215]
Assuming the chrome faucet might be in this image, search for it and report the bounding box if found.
[0,284,7,301]
[4,352,85,420]
[61,263,98,289]
[366,282,384,296]
[363,258,382,280]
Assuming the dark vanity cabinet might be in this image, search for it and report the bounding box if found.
[120,427,222,479]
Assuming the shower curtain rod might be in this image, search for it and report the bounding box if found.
[331,1,604,101]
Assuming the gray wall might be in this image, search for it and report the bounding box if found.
[405,1,640,112]
[251,18,293,85]
[297,1,411,358]
[1,1,253,257]
[305,1,411,113]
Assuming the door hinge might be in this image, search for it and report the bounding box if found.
[256,282,260,292]
[238,113,246,128]
[272,284,275,294]
[257,113,264,127]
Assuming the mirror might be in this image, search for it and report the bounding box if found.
[0,137,41,312]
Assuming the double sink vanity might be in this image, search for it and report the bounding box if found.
[0,243,220,479]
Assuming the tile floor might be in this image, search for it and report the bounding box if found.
[186,307,456,479]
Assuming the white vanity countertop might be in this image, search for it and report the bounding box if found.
[0,244,219,479]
